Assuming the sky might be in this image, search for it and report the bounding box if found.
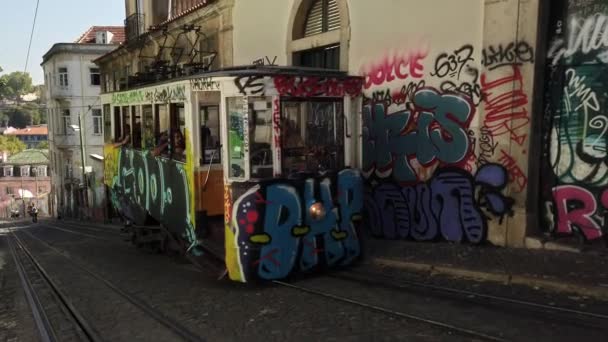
[0,0,125,85]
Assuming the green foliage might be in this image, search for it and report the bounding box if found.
[0,135,26,155]
[0,103,42,128]
[35,141,49,149]
[0,72,33,101]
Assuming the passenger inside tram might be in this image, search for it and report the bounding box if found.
[114,124,131,148]
[172,129,186,161]
[152,131,169,157]
[152,129,186,161]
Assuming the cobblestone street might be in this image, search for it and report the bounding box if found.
[0,220,607,341]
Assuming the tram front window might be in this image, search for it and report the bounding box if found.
[200,106,221,165]
[282,101,344,175]
[249,97,273,179]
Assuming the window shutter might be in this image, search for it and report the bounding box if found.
[327,0,340,32]
[304,0,340,38]
[304,0,324,37]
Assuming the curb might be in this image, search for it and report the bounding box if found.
[369,257,608,301]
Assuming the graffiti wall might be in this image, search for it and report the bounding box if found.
[225,169,364,282]
[349,0,539,246]
[541,0,608,246]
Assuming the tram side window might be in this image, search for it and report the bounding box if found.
[170,103,186,161]
[248,97,273,179]
[131,106,142,149]
[226,97,246,179]
[200,105,221,164]
[282,101,344,175]
[153,104,170,158]
[113,106,132,148]
[113,106,121,142]
[142,105,154,149]
[105,105,113,144]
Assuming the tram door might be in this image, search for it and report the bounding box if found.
[195,91,224,244]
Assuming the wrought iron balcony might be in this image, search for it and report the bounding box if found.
[125,13,145,43]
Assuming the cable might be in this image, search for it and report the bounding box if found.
[24,0,41,74]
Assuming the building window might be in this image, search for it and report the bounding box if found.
[6,187,13,195]
[36,166,47,177]
[4,167,13,177]
[294,44,340,69]
[93,109,103,135]
[58,67,68,87]
[291,0,344,70]
[90,68,101,86]
[20,166,30,177]
[63,110,71,135]
[303,0,340,37]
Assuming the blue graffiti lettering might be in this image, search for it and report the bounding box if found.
[232,170,364,281]
[365,164,513,243]
[363,88,474,182]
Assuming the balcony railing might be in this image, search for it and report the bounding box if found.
[125,13,145,43]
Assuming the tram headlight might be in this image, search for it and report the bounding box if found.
[309,202,326,221]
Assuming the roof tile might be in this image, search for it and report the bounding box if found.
[75,26,126,44]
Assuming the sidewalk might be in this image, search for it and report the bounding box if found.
[362,238,608,300]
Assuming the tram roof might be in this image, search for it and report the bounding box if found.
[109,65,362,93]
[200,65,358,78]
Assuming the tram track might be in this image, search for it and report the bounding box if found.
[39,220,608,340]
[10,227,206,342]
[272,279,507,341]
[332,269,608,323]
[7,231,101,342]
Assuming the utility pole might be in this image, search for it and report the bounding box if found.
[78,112,88,209]
[20,171,25,216]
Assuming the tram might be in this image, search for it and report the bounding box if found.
[102,66,365,282]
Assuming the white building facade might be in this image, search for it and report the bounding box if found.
[42,28,124,220]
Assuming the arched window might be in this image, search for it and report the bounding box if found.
[289,0,347,70]
[303,0,340,37]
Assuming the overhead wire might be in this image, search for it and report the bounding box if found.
[24,0,42,74]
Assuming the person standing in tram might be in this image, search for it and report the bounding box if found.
[114,124,131,148]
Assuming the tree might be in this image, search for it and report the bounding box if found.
[0,72,33,101]
[36,141,49,149]
[0,135,26,155]
[0,102,43,128]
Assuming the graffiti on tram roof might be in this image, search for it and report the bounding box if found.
[234,75,363,97]
[144,84,187,103]
[112,90,145,105]
[190,77,220,91]
[111,84,187,105]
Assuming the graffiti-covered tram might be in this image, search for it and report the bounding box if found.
[102,66,365,282]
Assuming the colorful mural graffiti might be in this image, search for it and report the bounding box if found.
[225,169,363,282]
[365,164,513,243]
[541,0,608,245]
[358,35,531,245]
[104,146,198,249]
[234,75,363,98]
[362,88,474,183]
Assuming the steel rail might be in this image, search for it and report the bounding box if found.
[16,228,206,342]
[336,269,608,321]
[272,280,507,342]
[9,231,103,342]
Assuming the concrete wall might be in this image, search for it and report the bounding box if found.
[347,0,538,248]
[232,0,292,66]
